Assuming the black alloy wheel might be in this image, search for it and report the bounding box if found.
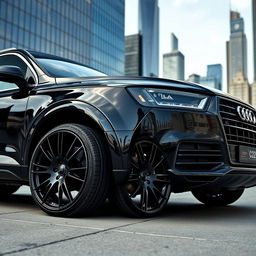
[112,140,171,217]
[0,185,20,198]
[29,124,109,217]
[192,189,244,206]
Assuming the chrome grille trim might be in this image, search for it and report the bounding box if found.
[219,97,256,163]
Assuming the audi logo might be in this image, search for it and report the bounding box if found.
[237,106,256,124]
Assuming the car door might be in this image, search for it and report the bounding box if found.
[0,53,37,181]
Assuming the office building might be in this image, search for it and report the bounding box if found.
[227,11,249,103]
[251,0,256,106]
[0,0,125,75]
[188,64,222,90]
[229,72,250,103]
[200,77,217,89]
[253,0,256,82]
[163,33,185,81]
[187,74,200,84]
[170,33,178,51]
[206,64,222,90]
[125,34,142,76]
[251,83,256,107]
[139,0,159,77]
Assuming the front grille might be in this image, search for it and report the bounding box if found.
[219,97,256,163]
[175,142,225,172]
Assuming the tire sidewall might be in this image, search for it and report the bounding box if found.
[29,124,105,216]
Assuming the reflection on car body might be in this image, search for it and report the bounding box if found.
[0,48,255,217]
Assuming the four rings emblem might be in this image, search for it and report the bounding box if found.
[237,106,256,124]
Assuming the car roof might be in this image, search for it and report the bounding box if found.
[0,48,93,69]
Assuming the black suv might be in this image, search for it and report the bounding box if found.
[0,48,255,217]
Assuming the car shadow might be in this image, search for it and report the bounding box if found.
[0,193,36,210]
[161,201,256,222]
[95,198,256,221]
[0,189,255,221]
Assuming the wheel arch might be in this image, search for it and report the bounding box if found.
[23,101,121,180]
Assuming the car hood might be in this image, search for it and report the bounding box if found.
[55,76,245,103]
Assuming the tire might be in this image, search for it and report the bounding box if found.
[192,189,244,206]
[29,124,110,217]
[111,140,171,218]
[0,185,20,198]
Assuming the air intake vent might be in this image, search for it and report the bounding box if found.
[175,142,225,172]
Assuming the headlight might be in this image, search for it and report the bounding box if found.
[127,88,209,110]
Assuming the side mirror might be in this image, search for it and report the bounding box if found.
[0,65,29,90]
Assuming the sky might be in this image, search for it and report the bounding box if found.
[125,0,253,92]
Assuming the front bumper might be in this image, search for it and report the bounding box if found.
[111,105,256,192]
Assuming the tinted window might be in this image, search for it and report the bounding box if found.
[36,58,106,78]
[0,54,36,85]
[0,55,28,91]
[0,55,28,76]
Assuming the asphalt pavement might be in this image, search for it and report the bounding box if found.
[0,186,255,256]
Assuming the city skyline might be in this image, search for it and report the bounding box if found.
[125,0,253,91]
[0,0,253,89]
[199,64,223,90]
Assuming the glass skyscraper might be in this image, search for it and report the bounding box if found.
[199,77,217,89]
[207,64,222,90]
[139,0,159,77]
[0,0,124,75]
[125,34,142,76]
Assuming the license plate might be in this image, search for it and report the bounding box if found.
[239,146,256,163]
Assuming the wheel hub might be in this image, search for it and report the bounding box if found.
[57,164,67,175]
[53,163,69,177]
[139,166,158,189]
[140,163,153,176]
[144,175,157,188]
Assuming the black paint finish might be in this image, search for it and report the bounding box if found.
[0,48,256,193]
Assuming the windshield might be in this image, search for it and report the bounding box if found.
[36,58,106,78]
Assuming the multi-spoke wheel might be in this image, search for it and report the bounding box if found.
[112,140,171,217]
[0,185,20,198]
[192,189,244,206]
[29,124,110,217]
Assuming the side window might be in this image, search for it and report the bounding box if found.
[0,54,36,91]
[0,55,28,75]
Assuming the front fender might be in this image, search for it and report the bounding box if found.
[22,100,126,181]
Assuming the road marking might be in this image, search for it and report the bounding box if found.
[112,229,207,241]
[0,217,208,242]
